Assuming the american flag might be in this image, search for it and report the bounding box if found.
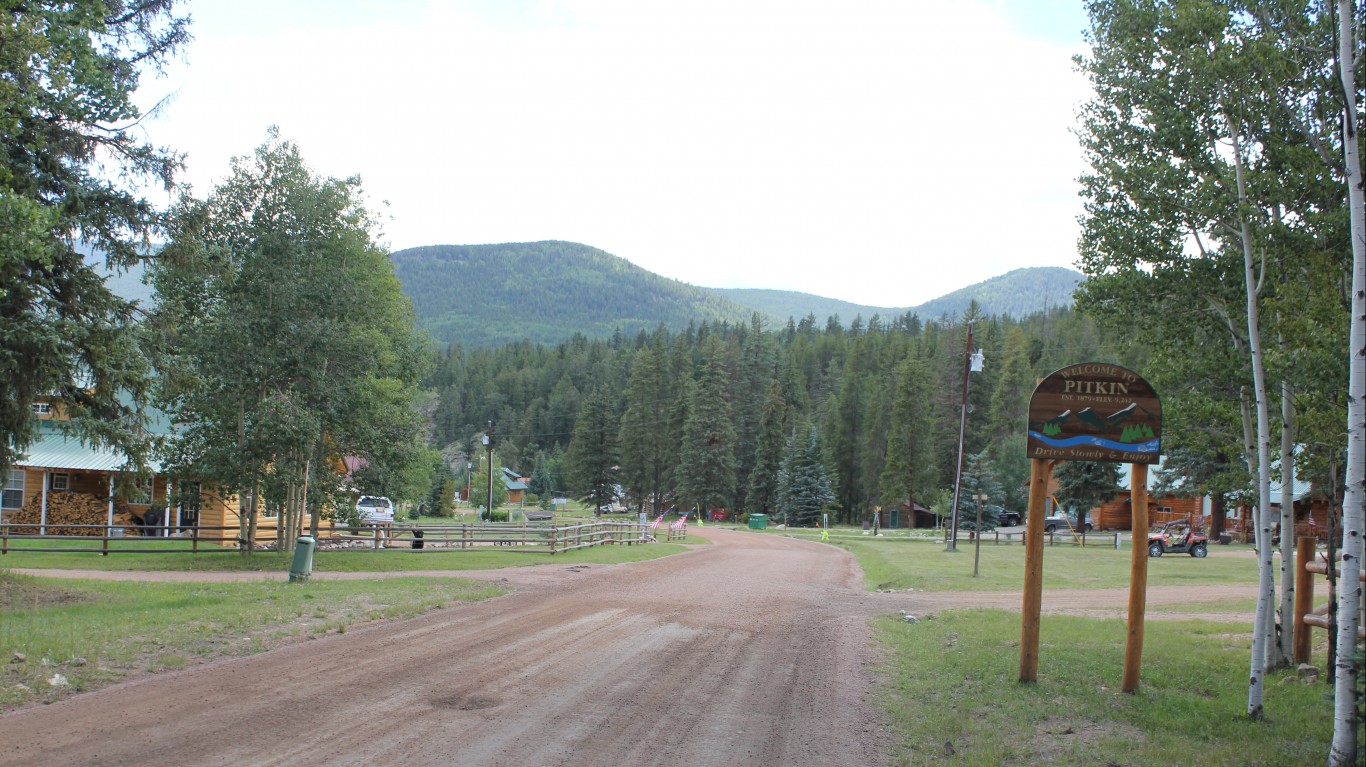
[650,514,665,530]
[670,518,686,530]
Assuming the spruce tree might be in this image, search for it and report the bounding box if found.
[774,426,835,527]
[746,377,794,515]
[1053,460,1121,529]
[619,342,674,513]
[566,386,620,512]
[674,339,736,514]
[957,450,1003,531]
[879,356,937,510]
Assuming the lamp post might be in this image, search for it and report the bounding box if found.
[948,321,984,551]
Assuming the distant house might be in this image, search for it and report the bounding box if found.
[500,467,529,504]
[4,418,240,541]
[880,501,938,529]
[1088,492,1204,531]
[4,399,328,546]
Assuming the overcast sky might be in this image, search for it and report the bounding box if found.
[134,0,1094,308]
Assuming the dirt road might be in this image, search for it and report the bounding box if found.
[0,529,1274,767]
[0,529,899,767]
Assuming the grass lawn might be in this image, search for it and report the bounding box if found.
[877,609,1331,766]
[816,535,1259,592]
[0,573,505,709]
[805,533,1338,766]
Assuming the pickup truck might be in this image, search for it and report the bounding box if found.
[1044,511,1093,533]
[991,506,1023,527]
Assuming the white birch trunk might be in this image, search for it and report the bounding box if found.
[1276,379,1295,668]
[1330,2,1365,763]
[1230,120,1276,720]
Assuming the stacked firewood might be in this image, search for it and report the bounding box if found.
[3,491,142,536]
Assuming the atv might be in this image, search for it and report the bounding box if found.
[1147,520,1208,558]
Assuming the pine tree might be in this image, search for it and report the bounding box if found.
[957,450,1004,531]
[1,2,190,476]
[774,426,835,527]
[566,386,620,511]
[674,339,736,514]
[1053,460,1121,529]
[619,342,675,513]
[879,355,937,509]
[746,376,796,515]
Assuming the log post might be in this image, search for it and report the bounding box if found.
[1122,463,1150,693]
[1294,536,1315,664]
[1019,458,1053,682]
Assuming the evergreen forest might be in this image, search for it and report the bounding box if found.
[428,304,1143,524]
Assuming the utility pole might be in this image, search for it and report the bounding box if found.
[484,421,495,522]
[948,321,983,551]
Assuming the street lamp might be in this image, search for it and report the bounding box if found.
[948,320,985,552]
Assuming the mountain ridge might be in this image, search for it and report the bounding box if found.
[706,266,1081,323]
[96,240,1085,349]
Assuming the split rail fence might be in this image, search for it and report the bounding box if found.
[1293,536,1366,664]
[0,520,678,556]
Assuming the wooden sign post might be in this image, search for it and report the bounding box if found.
[1019,456,1054,682]
[1122,463,1150,693]
[1022,364,1162,691]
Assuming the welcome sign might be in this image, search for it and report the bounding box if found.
[1026,363,1162,464]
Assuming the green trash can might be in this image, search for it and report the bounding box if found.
[289,535,316,583]
[748,514,768,530]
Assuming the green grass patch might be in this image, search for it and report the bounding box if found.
[877,610,1330,766]
[1149,598,1259,615]
[814,536,1258,592]
[0,572,504,709]
[0,537,697,572]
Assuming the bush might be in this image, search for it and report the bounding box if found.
[485,510,510,523]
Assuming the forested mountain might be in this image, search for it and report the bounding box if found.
[704,288,887,325]
[392,241,1083,347]
[391,241,756,347]
[913,267,1081,319]
[429,305,1142,526]
[708,267,1081,323]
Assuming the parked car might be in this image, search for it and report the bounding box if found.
[1148,520,1208,557]
[1044,511,1093,533]
[356,495,395,525]
[990,506,1023,527]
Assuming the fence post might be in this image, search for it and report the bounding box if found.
[101,526,110,557]
[1293,536,1315,664]
[549,525,557,554]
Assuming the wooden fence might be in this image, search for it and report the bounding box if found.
[1293,537,1366,663]
[959,529,1124,548]
[0,520,666,556]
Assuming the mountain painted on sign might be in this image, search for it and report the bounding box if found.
[1032,403,1159,444]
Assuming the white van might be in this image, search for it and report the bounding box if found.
[356,496,395,524]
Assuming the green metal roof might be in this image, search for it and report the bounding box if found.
[500,467,528,491]
[14,424,163,473]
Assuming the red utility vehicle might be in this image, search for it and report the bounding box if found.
[1147,520,1208,558]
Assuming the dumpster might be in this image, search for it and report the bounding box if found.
[748,514,768,530]
[289,535,316,583]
